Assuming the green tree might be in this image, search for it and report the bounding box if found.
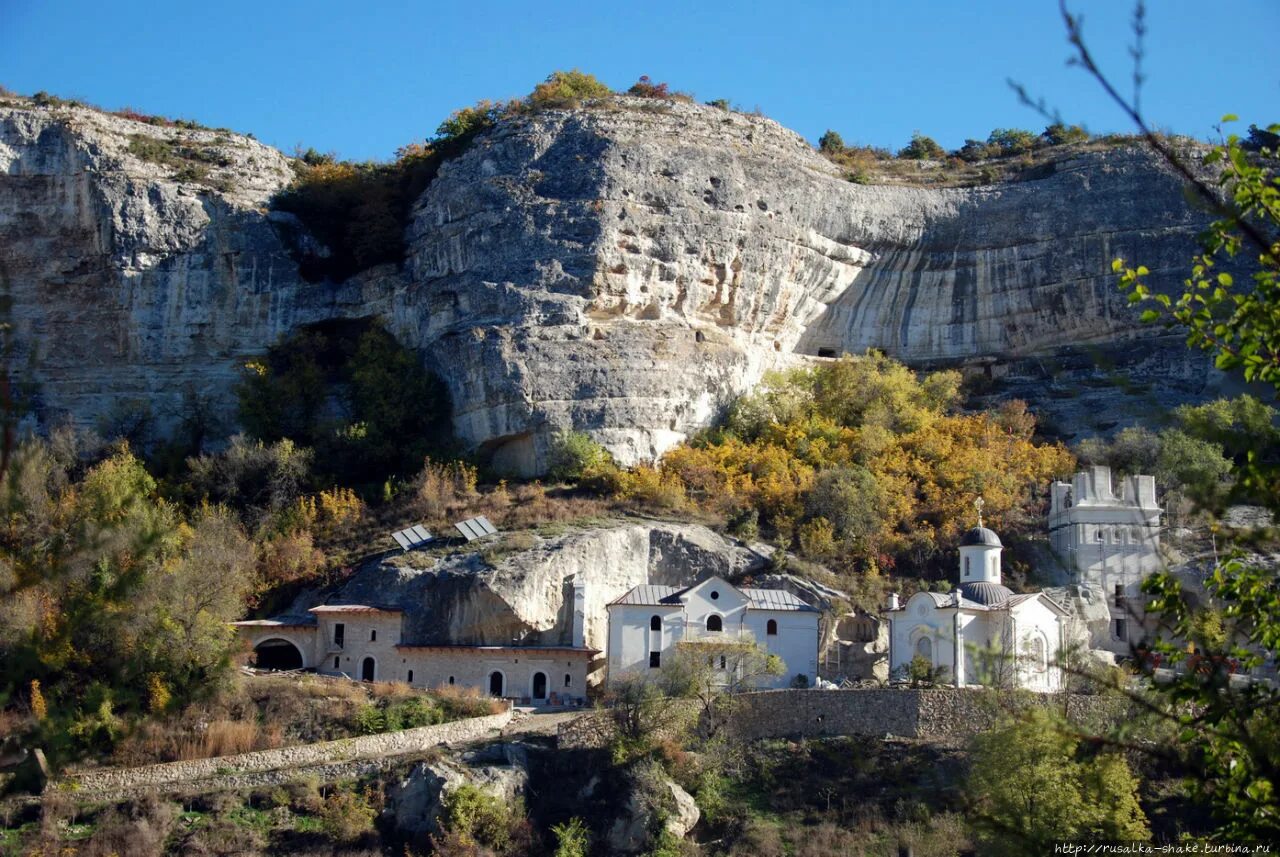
[818,129,845,154]
[986,127,1039,155]
[897,131,947,160]
[968,708,1149,854]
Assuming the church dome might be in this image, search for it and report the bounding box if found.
[961,580,1014,606]
[960,526,1003,547]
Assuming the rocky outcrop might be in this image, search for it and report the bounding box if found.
[305,521,768,653]
[385,742,529,838]
[1,95,1223,471]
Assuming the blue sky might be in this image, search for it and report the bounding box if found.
[2,0,1276,162]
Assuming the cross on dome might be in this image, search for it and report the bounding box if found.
[975,496,984,528]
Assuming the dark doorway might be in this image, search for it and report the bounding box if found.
[489,671,504,697]
[254,639,303,671]
[532,672,547,700]
[361,657,375,682]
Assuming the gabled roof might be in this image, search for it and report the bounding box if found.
[608,582,817,612]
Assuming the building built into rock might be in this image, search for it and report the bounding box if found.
[234,581,597,705]
[1049,465,1163,653]
[886,509,1073,692]
[605,576,820,689]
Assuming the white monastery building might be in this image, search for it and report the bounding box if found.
[234,580,596,705]
[606,576,820,689]
[1049,465,1163,652]
[887,505,1070,692]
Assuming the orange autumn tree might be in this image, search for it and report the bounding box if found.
[654,352,1073,580]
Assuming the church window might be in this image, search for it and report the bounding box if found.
[710,590,720,601]
[650,615,661,631]
[334,623,345,648]
[767,619,778,636]
[1096,528,1105,543]
[915,636,932,663]
[333,656,340,670]
[649,651,661,668]
[989,555,997,572]
[370,629,377,642]
[1114,619,1127,641]
[719,655,727,670]
[448,676,455,685]
[564,673,572,687]
[963,556,970,577]
[706,615,723,633]
[1025,636,1046,672]
[407,670,414,683]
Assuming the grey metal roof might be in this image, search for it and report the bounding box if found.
[741,588,819,612]
[609,584,816,611]
[609,585,682,606]
[960,581,1015,606]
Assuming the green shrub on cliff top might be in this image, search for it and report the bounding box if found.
[528,69,612,109]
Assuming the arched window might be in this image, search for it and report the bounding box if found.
[915,636,932,663]
[564,673,572,688]
[706,615,722,633]
[963,556,970,577]
[1025,636,1046,672]
[650,615,661,631]
[766,619,778,636]
[407,670,414,684]
[370,629,377,642]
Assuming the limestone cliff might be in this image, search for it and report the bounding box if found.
[0,95,1222,472]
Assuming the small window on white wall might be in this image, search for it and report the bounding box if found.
[766,619,778,636]
[963,556,970,578]
[650,615,661,631]
[915,636,932,662]
[706,615,723,633]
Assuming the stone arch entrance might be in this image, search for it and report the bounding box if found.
[488,670,505,697]
[531,671,547,701]
[361,657,376,682]
[253,638,304,671]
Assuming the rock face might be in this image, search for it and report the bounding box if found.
[306,521,767,654]
[0,95,1222,471]
[385,742,529,838]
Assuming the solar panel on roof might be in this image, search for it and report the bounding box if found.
[391,524,434,551]
[454,516,500,542]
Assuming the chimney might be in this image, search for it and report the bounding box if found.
[571,578,587,649]
[888,592,900,611]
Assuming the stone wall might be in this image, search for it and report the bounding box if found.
[62,709,513,796]
[557,689,1126,748]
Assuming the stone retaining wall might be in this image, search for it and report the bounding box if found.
[557,689,1126,748]
[63,709,513,796]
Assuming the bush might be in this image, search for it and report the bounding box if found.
[528,69,612,109]
[547,431,612,483]
[1042,122,1091,146]
[318,786,375,842]
[437,783,520,851]
[552,816,591,857]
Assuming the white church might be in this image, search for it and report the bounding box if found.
[887,502,1071,692]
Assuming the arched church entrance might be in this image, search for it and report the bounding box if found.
[489,671,505,697]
